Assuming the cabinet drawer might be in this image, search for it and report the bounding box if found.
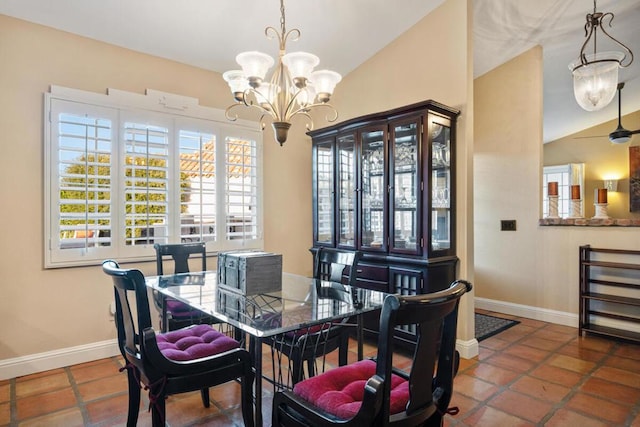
[356,264,388,282]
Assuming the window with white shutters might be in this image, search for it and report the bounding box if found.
[45,87,263,268]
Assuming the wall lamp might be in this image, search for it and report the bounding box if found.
[603,179,618,192]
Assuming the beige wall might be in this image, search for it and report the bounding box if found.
[332,0,476,344]
[544,111,640,219]
[474,46,640,319]
[0,14,309,363]
[0,0,475,371]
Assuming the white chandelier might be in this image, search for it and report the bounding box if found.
[223,0,341,146]
[568,0,634,112]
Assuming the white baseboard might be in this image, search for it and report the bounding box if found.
[456,338,479,359]
[475,297,579,328]
[0,339,120,380]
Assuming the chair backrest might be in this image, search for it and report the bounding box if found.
[102,260,153,365]
[154,242,206,275]
[314,248,362,287]
[375,280,472,424]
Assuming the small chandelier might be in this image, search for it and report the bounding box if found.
[223,0,341,146]
[568,0,634,112]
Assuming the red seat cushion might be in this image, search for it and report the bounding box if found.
[292,359,410,419]
[156,324,239,361]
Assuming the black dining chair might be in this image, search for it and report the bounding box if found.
[153,242,220,332]
[103,260,255,427]
[268,248,362,386]
[272,279,472,427]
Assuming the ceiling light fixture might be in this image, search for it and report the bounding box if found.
[222,0,341,146]
[568,0,634,112]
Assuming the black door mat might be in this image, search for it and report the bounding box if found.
[475,313,519,341]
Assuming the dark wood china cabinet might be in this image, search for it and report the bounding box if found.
[309,100,460,345]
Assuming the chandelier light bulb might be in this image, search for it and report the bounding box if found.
[311,70,342,103]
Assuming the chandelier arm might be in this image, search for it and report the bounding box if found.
[597,13,634,67]
[578,16,596,64]
[226,97,274,123]
[289,102,339,123]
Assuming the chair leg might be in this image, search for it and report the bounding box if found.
[291,352,304,385]
[200,388,210,408]
[125,368,140,427]
[241,375,255,427]
[150,394,166,427]
[338,333,349,366]
[306,358,315,378]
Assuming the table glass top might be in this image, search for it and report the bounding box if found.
[146,271,388,337]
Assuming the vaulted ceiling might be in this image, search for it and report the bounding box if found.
[1,0,639,143]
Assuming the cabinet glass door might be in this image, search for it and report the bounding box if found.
[337,134,356,248]
[313,140,334,245]
[431,121,452,253]
[390,119,420,254]
[360,127,386,251]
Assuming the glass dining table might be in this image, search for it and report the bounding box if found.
[145,270,390,426]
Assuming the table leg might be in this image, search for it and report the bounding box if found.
[251,337,263,426]
[357,313,364,361]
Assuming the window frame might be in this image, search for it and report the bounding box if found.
[44,86,263,268]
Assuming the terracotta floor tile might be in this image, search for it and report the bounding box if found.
[457,356,478,372]
[465,363,519,386]
[530,328,575,343]
[484,353,536,373]
[529,364,583,387]
[592,365,640,388]
[462,406,535,427]
[449,391,481,418]
[0,401,9,425]
[632,411,640,427]
[452,374,500,401]
[76,373,128,402]
[510,375,571,402]
[502,343,550,363]
[208,381,243,410]
[518,336,566,352]
[557,342,608,363]
[85,393,136,425]
[544,408,611,427]
[614,343,640,360]
[15,371,70,398]
[477,347,496,361]
[69,357,122,384]
[15,368,65,383]
[478,336,510,351]
[543,323,577,335]
[514,318,547,329]
[18,407,85,427]
[603,355,640,374]
[579,377,640,405]
[164,391,222,425]
[565,392,632,424]
[548,353,597,374]
[488,389,554,423]
[573,335,617,353]
[0,383,9,404]
[16,387,77,420]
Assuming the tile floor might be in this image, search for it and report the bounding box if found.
[1,311,640,426]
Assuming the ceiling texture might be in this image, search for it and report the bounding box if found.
[1,0,639,143]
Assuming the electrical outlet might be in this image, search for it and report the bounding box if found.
[501,220,516,231]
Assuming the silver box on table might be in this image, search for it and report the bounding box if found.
[217,251,282,295]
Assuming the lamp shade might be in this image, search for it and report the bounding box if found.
[311,70,342,102]
[569,52,624,111]
[236,51,274,83]
[222,70,249,94]
[282,52,319,82]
